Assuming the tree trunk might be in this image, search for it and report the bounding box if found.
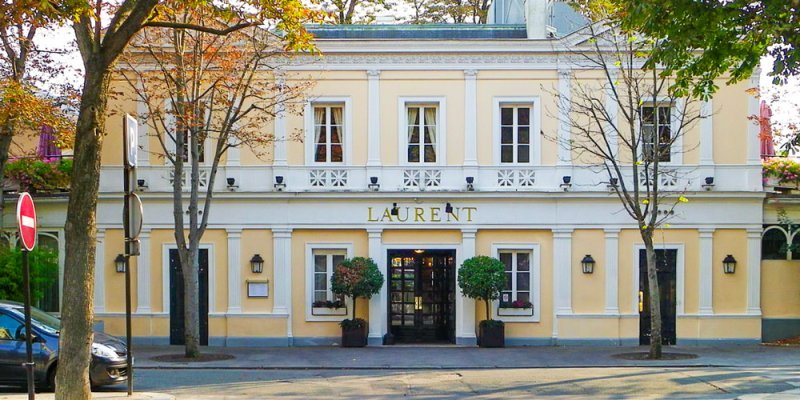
[485,298,490,322]
[642,233,663,359]
[179,245,201,357]
[0,130,14,230]
[55,62,110,400]
[352,295,357,321]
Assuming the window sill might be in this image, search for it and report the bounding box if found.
[498,308,533,317]
[311,307,348,316]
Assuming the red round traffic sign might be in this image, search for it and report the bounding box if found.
[16,192,36,251]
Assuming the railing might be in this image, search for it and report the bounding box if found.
[98,164,763,194]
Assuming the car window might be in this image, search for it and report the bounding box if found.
[0,313,24,341]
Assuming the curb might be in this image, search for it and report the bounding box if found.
[0,393,174,400]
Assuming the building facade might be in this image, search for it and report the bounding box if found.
[23,2,793,346]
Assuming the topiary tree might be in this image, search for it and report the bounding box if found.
[331,257,384,328]
[458,255,506,323]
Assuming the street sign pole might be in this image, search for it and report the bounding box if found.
[123,114,138,397]
[22,249,34,400]
[16,192,37,400]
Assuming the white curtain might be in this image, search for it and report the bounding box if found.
[407,107,419,162]
[424,107,437,162]
[314,107,326,161]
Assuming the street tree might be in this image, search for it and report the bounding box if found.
[403,0,492,24]
[550,23,702,358]
[0,1,74,228]
[118,1,311,357]
[13,1,315,398]
[599,0,799,98]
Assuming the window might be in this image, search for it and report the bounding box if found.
[761,225,800,260]
[0,313,23,341]
[499,250,531,305]
[406,104,438,163]
[641,104,672,162]
[313,105,344,163]
[500,106,531,163]
[313,249,346,303]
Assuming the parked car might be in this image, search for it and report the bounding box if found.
[0,300,128,390]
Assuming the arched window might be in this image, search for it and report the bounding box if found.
[762,226,789,260]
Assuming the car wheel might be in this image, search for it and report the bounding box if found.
[46,364,57,391]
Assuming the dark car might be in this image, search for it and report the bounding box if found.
[0,301,128,389]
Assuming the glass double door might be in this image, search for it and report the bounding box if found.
[388,250,455,343]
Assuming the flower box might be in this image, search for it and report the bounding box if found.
[312,307,347,316]
[498,307,533,317]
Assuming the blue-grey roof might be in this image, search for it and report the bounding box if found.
[307,24,528,40]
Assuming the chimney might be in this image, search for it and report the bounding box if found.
[526,0,551,39]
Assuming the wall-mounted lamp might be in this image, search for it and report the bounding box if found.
[445,202,454,214]
[274,175,286,191]
[250,254,265,274]
[560,176,572,191]
[226,177,238,191]
[581,254,595,274]
[368,176,380,192]
[137,179,148,190]
[702,176,715,191]
[608,177,618,191]
[115,254,127,273]
[722,254,736,274]
[391,202,399,216]
[466,176,475,191]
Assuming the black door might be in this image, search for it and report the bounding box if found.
[639,248,677,345]
[169,249,209,346]
[388,250,455,343]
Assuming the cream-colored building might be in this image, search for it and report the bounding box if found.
[21,1,798,346]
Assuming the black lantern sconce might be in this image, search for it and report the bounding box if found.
[466,176,475,191]
[445,202,454,214]
[722,254,736,274]
[608,177,618,191]
[702,176,715,191]
[581,254,595,274]
[115,254,127,273]
[561,175,572,191]
[274,175,286,191]
[250,254,265,274]
[368,176,380,192]
[390,202,399,216]
[226,177,238,191]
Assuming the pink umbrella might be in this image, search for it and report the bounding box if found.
[760,100,776,158]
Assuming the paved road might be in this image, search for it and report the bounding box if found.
[71,366,800,399]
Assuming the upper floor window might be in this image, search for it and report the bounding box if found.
[641,104,672,162]
[500,105,532,163]
[407,104,438,163]
[313,105,344,163]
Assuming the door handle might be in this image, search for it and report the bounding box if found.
[415,296,422,310]
[638,291,644,313]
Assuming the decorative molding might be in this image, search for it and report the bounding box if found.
[94,229,106,314]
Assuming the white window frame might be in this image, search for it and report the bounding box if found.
[398,97,447,166]
[304,97,353,165]
[305,243,354,322]
[632,244,685,316]
[491,243,541,322]
[493,97,541,166]
[637,98,684,165]
[161,243,215,315]
[165,99,212,166]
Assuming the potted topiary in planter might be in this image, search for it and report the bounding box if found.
[458,255,506,347]
[331,257,384,347]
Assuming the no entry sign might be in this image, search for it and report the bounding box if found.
[16,192,36,251]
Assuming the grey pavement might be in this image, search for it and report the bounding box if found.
[131,344,800,370]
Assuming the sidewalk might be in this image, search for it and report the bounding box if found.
[132,344,800,370]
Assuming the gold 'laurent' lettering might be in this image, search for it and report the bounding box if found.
[382,208,394,222]
[368,207,379,222]
[464,207,476,222]
[431,207,441,222]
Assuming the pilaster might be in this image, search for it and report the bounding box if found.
[698,228,714,315]
[135,230,151,313]
[699,99,714,165]
[367,229,385,344]
[227,229,243,314]
[746,228,762,315]
[272,228,293,318]
[463,69,478,167]
[94,229,106,313]
[557,69,572,165]
[456,228,477,344]
[603,229,620,314]
[273,73,288,167]
[367,70,382,168]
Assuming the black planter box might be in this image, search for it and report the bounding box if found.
[341,324,367,347]
[478,323,505,348]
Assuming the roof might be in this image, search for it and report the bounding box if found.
[307,24,529,40]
